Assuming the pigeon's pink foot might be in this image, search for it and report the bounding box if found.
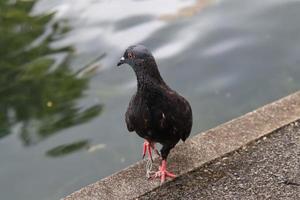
[142,140,160,161]
[152,160,176,184]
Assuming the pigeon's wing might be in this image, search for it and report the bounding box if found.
[150,108,168,130]
[125,95,135,132]
[125,94,152,132]
[177,97,193,141]
[154,90,192,141]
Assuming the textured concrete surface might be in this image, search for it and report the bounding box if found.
[139,120,300,200]
[63,91,300,200]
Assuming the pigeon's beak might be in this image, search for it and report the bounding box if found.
[117,57,125,67]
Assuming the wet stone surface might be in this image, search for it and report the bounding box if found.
[139,121,300,200]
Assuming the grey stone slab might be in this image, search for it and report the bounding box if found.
[63,91,300,200]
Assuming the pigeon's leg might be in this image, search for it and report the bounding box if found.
[151,144,176,184]
[152,159,176,184]
[142,140,151,160]
[150,142,161,157]
[142,140,160,161]
[142,140,153,161]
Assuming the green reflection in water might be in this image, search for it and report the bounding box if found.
[46,140,90,157]
[0,0,102,148]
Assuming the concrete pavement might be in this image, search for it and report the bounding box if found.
[139,120,300,200]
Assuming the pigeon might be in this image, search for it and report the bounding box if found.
[117,44,193,183]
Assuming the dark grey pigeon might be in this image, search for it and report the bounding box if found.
[117,44,193,183]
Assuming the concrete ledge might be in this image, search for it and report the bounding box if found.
[63,91,300,200]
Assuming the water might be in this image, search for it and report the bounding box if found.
[0,0,300,199]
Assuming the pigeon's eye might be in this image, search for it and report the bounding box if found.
[128,52,134,59]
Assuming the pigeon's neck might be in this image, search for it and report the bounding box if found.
[134,62,166,91]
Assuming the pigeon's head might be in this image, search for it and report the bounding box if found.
[118,45,164,84]
[117,44,154,69]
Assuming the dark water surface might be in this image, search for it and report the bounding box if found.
[0,0,300,199]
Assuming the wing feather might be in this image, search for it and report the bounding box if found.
[125,95,135,132]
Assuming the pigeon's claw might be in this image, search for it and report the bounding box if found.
[151,160,176,184]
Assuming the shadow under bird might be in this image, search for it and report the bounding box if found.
[117,45,193,183]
